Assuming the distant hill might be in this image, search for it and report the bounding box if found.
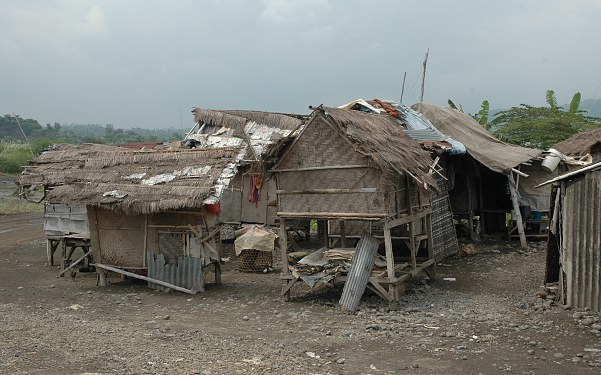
[575,99,601,118]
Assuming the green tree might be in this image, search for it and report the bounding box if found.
[490,91,601,149]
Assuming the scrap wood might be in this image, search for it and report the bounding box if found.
[93,263,197,295]
[58,249,93,276]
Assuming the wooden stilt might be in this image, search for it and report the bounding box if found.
[279,218,292,301]
[507,173,528,249]
[98,271,107,287]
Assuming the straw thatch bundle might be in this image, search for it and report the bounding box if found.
[193,108,304,135]
[322,107,437,190]
[19,143,238,214]
[553,127,601,156]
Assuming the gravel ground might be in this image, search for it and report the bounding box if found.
[1,213,600,374]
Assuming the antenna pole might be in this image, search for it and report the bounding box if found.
[400,72,407,104]
[12,114,35,157]
[419,48,429,103]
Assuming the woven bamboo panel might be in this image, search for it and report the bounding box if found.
[328,220,377,236]
[277,117,367,169]
[277,168,377,191]
[93,208,145,267]
[279,192,386,215]
[157,231,186,264]
[431,173,459,260]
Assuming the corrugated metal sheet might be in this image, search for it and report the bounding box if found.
[147,252,203,292]
[560,170,601,311]
[339,234,379,313]
[44,204,89,236]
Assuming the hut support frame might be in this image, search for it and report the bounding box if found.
[279,208,435,310]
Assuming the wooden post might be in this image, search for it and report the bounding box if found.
[466,174,475,240]
[97,271,107,287]
[143,214,148,267]
[425,212,436,280]
[383,225,398,310]
[507,173,528,249]
[279,218,291,301]
[339,219,347,248]
[409,221,417,271]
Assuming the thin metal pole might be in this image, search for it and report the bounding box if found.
[419,49,429,103]
[400,72,407,104]
[12,114,35,157]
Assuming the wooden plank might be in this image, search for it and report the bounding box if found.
[384,208,432,229]
[339,234,379,313]
[279,218,289,275]
[409,221,417,270]
[58,249,93,276]
[339,220,346,248]
[93,263,197,294]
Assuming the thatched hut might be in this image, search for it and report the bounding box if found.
[412,103,544,247]
[338,99,464,260]
[553,127,601,164]
[20,143,240,292]
[272,106,438,309]
[187,109,305,229]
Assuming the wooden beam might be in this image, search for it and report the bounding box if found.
[58,249,93,276]
[511,168,529,178]
[384,208,432,230]
[92,263,197,294]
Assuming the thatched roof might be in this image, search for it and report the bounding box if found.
[189,108,306,162]
[412,103,542,174]
[192,109,304,134]
[19,143,239,214]
[553,127,601,156]
[320,107,437,190]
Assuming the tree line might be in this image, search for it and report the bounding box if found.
[0,116,183,174]
[451,90,601,150]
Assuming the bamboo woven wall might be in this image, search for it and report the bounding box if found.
[431,173,459,260]
[89,207,145,267]
[277,167,388,215]
[276,116,368,170]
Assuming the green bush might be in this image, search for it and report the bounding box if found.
[0,142,33,174]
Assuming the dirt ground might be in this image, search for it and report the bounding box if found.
[1,212,601,375]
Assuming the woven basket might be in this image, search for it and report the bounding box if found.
[237,249,273,272]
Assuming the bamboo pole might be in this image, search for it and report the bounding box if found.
[92,263,197,294]
[58,249,93,276]
[507,173,528,249]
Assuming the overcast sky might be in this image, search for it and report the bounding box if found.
[1,0,600,129]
